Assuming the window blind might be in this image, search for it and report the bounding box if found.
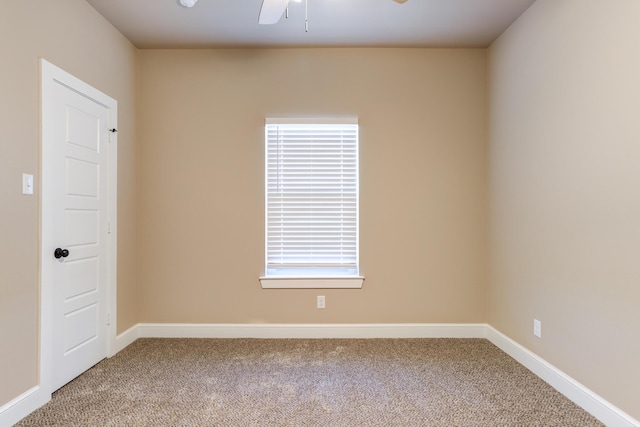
[265,119,359,277]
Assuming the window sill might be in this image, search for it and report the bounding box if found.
[259,277,364,289]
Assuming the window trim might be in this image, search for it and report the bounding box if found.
[259,277,364,289]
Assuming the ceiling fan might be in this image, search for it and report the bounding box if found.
[258,0,408,25]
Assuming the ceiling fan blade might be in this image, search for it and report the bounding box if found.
[259,0,289,25]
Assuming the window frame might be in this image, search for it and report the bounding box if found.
[260,117,364,289]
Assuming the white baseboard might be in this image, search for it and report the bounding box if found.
[134,322,488,339]
[486,326,639,427]
[0,386,48,427]
[4,323,637,427]
[110,324,140,357]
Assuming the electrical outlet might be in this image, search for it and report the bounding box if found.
[317,295,325,309]
[533,319,542,338]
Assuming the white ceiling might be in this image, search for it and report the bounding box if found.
[86,0,536,49]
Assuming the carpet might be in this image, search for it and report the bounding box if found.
[16,338,603,426]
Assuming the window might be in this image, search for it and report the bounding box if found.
[260,118,363,289]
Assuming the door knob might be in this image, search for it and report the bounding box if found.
[54,248,70,259]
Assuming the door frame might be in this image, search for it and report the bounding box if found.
[40,59,118,395]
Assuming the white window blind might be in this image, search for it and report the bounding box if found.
[265,118,359,278]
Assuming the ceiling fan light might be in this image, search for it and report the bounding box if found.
[179,0,198,8]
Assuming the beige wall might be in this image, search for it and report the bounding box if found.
[0,0,138,406]
[488,0,640,419]
[137,49,488,324]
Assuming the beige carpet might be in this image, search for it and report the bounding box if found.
[17,338,603,426]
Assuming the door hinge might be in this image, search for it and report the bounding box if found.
[107,221,111,234]
[107,312,111,326]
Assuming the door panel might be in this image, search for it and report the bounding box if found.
[64,258,99,300]
[66,158,99,197]
[64,210,99,246]
[64,304,99,353]
[66,105,100,151]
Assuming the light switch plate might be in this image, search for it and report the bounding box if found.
[22,173,34,195]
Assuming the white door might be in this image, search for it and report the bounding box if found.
[48,73,112,390]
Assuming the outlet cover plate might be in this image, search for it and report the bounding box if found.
[22,173,34,195]
[533,319,542,338]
